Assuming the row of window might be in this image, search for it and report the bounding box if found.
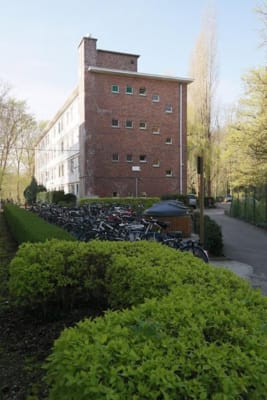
[111,85,168,105]
[111,153,173,176]
[112,119,173,130]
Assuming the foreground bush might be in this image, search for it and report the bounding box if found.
[9,239,267,398]
[8,240,200,311]
[45,281,267,399]
[3,204,76,244]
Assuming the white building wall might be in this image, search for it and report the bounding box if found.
[35,89,80,197]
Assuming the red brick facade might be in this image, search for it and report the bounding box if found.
[78,37,192,198]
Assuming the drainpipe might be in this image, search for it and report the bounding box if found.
[179,83,183,194]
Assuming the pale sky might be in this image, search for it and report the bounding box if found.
[0,0,265,121]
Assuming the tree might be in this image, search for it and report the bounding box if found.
[0,92,35,195]
[23,176,46,205]
[187,4,219,197]
[255,0,267,49]
[224,67,267,187]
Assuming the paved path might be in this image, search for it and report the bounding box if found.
[205,204,267,295]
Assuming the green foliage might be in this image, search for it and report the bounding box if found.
[45,273,267,399]
[230,186,267,227]
[23,176,39,205]
[3,204,76,244]
[60,193,77,206]
[193,212,223,256]
[8,240,184,311]
[79,197,159,213]
[8,238,267,397]
[224,67,267,187]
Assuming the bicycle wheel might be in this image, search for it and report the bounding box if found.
[182,244,209,263]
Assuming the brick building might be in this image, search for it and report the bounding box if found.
[35,37,192,198]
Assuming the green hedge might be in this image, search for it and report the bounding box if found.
[44,255,267,398]
[193,212,223,256]
[8,240,197,311]
[9,240,267,398]
[3,204,76,244]
[79,197,159,214]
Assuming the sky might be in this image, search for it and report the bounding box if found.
[0,0,265,121]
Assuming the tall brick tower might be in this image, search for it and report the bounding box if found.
[78,36,191,198]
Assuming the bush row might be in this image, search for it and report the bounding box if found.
[8,240,201,311]
[46,286,267,399]
[37,190,77,206]
[79,196,160,214]
[8,239,267,398]
[3,204,76,244]
[192,212,223,256]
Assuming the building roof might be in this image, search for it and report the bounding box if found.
[88,66,193,84]
[36,86,79,144]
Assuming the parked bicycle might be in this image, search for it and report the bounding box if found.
[27,203,208,263]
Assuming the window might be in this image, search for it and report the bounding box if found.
[112,153,119,161]
[125,85,133,94]
[139,154,147,163]
[126,154,133,162]
[69,158,75,172]
[139,87,146,96]
[125,120,133,128]
[111,85,119,93]
[139,121,147,130]
[165,137,172,144]
[152,94,160,102]
[165,104,173,113]
[152,159,160,167]
[112,119,119,127]
[165,169,173,176]
[152,126,160,135]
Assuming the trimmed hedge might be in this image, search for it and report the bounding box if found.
[8,240,199,311]
[44,249,267,398]
[3,204,76,244]
[193,212,223,256]
[79,196,160,214]
[8,240,267,398]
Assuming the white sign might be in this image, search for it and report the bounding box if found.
[132,166,141,172]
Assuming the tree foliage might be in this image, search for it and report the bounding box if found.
[0,81,44,201]
[187,5,219,196]
[224,67,267,187]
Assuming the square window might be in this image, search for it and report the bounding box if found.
[139,87,146,96]
[152,160,160,167]
[112,153,119,161]
[125,120,133,128]
[125,85,133,94]
[139,121,147,130]
[112,85,119,93]
[165,169,173,176]
[165,137,172,144]
[165,104,173,113]
[139,155,147,162]
[112,119,119,127]
[152,127,160,134]
[152,94,160,102]
[126,154,133,162]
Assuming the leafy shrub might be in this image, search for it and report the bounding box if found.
[106,243,205,309]
[45,278,267,399]
[8,240,209,313]
[23,176,46,205]
[193,212,223,256]
[9,238,267,397]
[3,204,76,244]
[9,240,111,311]
[79,197,159,213]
